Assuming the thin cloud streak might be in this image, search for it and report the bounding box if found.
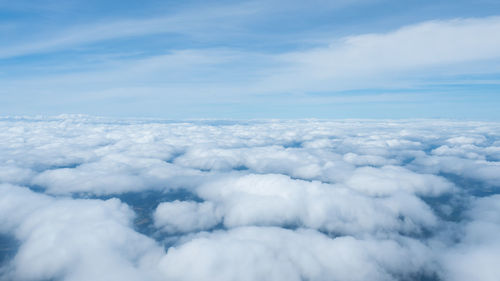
[0,3,259,59]
[3,17,500,94]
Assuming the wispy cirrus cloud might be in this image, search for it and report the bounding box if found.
[2,16,500,118]
[258,16,500,92]
[0,3,260,59]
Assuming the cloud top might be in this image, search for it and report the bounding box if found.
[0,116,499,280]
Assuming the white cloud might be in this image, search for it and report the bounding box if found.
[344,165,454,196]
[31,154,204,195]
[439,195,500,281]
[409,155,500,187]
[0,184,165,281]
[262,17,500,92]
[1,116,500,280]
[159,227,433,281]
[193,173,440,235]
[0,3,259,59]
[154,201,222,233]
[3,17,500,109]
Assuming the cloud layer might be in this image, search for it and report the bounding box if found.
[1,116,500,280]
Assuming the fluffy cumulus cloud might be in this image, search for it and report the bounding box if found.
[1,116,500,280]
[154,200,222,233]
[0,184,164,281]
[159,227,433,281]
[438,195,500,281]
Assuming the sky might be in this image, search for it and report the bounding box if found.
[1,0,500,119]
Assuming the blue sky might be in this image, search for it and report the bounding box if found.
[1,0,500,119]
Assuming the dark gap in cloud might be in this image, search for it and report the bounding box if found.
[397,224,435,240]
[282,141,303,148]
[30,163,82,173]
[485,155,500,162]
[233,165,249,171]
[302,227,346,239]
[193,165,249,173]
[78,189,202,239]
[421,194,466,223]
[197,168,212,172]
[439,172,500,197]
[482,134,499,147]
[396,271,442,281]
[26,184,48,194]
[399,155,417,166]
[287,175,336,185]
[0,234,19,268]
[46,163,81,170]
[94,140,117,148]
[357,164,381,168]
[288,175,315,182]
[423,143,444,155]
[163,150,186,164]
